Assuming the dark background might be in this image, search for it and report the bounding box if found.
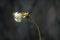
[0,0,60,40]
